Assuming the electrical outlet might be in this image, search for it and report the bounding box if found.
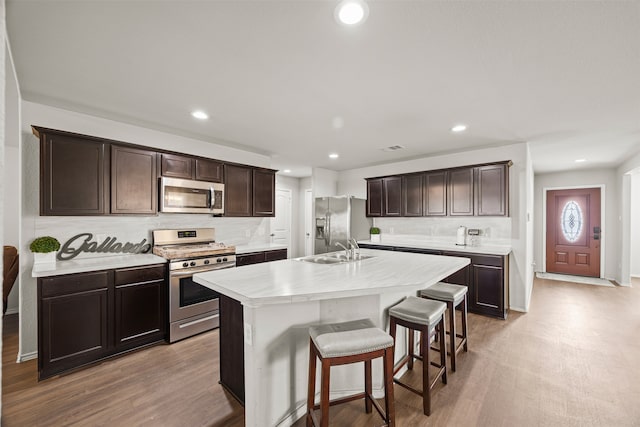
[245,229,251,238]
[244,323,253,345]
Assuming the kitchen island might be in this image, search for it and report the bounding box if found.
[194,249,469,427]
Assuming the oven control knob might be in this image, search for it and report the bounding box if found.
[204,260,210,265]
[216,258,222,263]
[182,262,189,268]
[223,257,228,262]
[190,261,196,267]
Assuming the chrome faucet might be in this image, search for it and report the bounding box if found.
[335,242,350,259]
[349,238,360,260]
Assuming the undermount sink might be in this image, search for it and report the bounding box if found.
[297,253,376,265]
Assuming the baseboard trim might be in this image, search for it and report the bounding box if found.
[18,351,37,363]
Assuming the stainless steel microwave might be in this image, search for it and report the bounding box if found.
[160,177,224,215]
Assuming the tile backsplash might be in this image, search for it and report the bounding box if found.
[36,214,270,260]
[373,217,511,246]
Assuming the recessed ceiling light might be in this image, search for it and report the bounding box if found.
[451,124,467,133]
[283,169,292,173]
[575,159,586,163]
[191,110,209,120]
[329,153,339,159]
[335,0,369,25]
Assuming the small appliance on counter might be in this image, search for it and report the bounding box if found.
[456,226,467,246]
[152,228,235,342]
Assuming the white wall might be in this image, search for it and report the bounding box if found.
[275,174,301,258]
[18,101,274,360]
[533,168,618,280]
[299,177,312,257]
[336,142,532,313]
[616,150,640,285]
[312,168,338,197]
[524,143,535,309]
[2,0,8,412]
[630,172,640,277]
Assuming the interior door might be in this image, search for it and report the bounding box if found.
[271,189,291,256]
[546,188,601,277]
[304,189,313,256]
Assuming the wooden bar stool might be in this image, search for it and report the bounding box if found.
[420,282,468,372]
[388,296,447,416]
[306,318,395,427]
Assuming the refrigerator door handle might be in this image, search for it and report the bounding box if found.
[326,213,331,247]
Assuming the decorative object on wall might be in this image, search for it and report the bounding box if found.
[58,233,152,260]
[30,236,60,267]
[370,226,381,242]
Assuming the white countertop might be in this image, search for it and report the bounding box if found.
[235,243,287,255]
[32,254,167,277]
[194,249,469,307]
[357,237,511,256]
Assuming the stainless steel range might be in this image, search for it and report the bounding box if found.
[152,228,235,343]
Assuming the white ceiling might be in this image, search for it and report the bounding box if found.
[7,1,640,177]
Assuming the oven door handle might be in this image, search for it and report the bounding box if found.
[171,265,234,277]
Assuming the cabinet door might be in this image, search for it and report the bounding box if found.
[383,176,402,216]
[253,169,276,217]
[195,158,224,182]
[40,132,109,215]
[224,164,253,216]
[424,171,447,216]
[219,294,245,403]
[160,153,193,179]
[402,174,423,216]
[366,179,383,217]
[114,265,166,350]
[471,255,505,318]
[38,271,112,380]
[476,164,508,216]
[448,167,474,216]
[111,146,157,214]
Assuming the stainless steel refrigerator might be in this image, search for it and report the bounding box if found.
[314,196,372,255]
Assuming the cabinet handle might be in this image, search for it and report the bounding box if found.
[179,314,219,328]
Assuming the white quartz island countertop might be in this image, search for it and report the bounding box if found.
[194,248,470,308]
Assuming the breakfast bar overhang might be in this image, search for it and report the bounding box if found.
[194,249,470,426]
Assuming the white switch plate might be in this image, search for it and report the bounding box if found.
[244,322,252,346]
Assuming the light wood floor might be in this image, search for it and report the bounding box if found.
[3,277,640,426]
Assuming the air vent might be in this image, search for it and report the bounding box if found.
[381,145,405,152]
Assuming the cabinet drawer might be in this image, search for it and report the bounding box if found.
[472,255,504,267]
[236,253,265,266]
[264,249,287,262]
[41,271,111,298]
[114,265,166,285]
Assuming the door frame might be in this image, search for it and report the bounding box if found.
[542,185,605,278]
[304,189,313,256]
[272,188,292,258]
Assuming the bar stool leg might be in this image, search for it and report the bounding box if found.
[439,319,447,385]
[364,359,372,413]
[448,300,457,372]
[422,325,431,416]
[307,339,316,427]
[408,329,415,370]
[461,295,469,352]
[320,359,330,427]
[384,346,396,427]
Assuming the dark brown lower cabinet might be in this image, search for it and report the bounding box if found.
[219,294,245,404]
[236,248,287,267]
[357,244,508,319]
[38,264,167,380]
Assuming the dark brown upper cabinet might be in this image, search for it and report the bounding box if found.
[366,179,383,217]
[224,164,253,217]
[253,169,276,217]
[448,167,475,216]
[160,153,193,179]
[402,174,423,216]
[37,128,109,216]
[383,176,403,216]
[424,171,447,216]
[160,153,223,183]
[111,146,157,215]
[476,164,508,216]
[195,158,224,182]
[365,161,510,218]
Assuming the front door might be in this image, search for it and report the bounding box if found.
[546,188,601,277]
